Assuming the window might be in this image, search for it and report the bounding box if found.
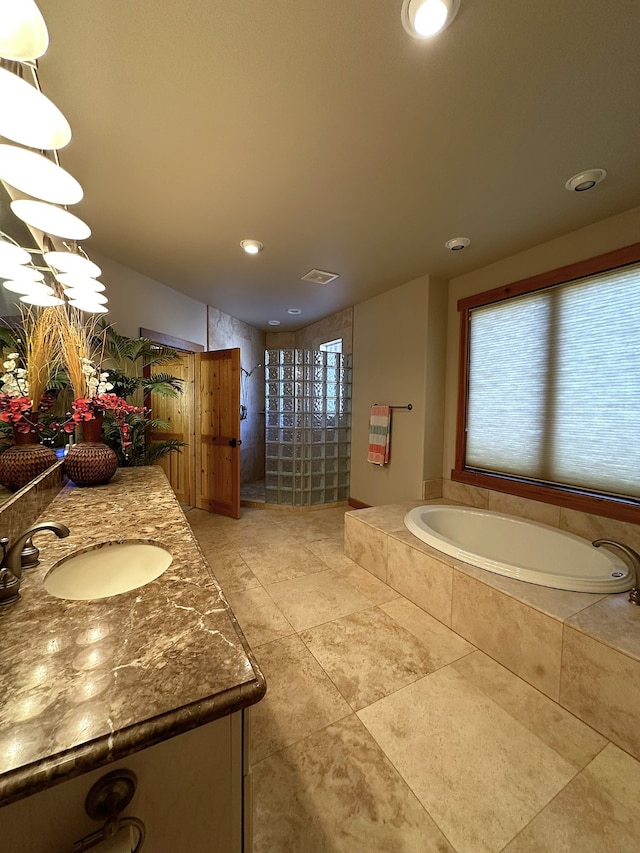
[454,243,640,523]
[319,338,342,354]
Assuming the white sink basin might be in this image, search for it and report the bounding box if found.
[44,540,172,601]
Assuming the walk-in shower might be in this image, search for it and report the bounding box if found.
[264,349,351,506]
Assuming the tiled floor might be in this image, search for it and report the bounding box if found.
[186,505,640,853]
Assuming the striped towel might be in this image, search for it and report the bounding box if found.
[368,405,391,465]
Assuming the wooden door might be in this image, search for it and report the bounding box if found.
[147,352,195,506]
[195,348,241,518]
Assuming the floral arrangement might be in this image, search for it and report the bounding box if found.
[60,357,146,451]
[0,351,54,434]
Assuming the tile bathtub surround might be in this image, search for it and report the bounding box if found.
[189,503,640,852]
[0,467,265,806]
[345,503,640,762]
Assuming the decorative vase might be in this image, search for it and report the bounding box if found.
[0,425,58,492]
[64,413,118,487]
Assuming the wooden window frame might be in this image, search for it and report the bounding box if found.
[453,241,640,525]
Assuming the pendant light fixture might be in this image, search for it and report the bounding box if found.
[0,66,71,150]
[0,260,43,282]
[67,300,109,314]
[3,280,54,296]
[0,237,32,266]
[401,0,460,38]
[0,0,48,62]
[19,292,64,306]
[44,250,101,278]
[11,199,91,240]
[0,145,83,205]
[54,273,105,292]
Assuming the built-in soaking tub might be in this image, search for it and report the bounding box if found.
[404,505,635,593]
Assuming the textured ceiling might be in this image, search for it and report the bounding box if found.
[24,0,640,330]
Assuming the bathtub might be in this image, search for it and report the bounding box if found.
[404,505,634,593]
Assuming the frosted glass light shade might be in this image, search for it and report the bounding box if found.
[64,288,107,304]
[0,67,71,150]
[0,261,43,281]
[20,292,64,306]
[0,0,49,61]
[44,251,101,278]
[11,199,91,240]
[3,280,54,296]
[55,273,105,292]
[0,145,83,204]
[0,240,32,266]
[67,300,108,314]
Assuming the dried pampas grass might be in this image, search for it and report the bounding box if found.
[21,306,62,410]
[56,307,101,399]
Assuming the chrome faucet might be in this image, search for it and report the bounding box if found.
[593,539,640,605]
[0,521,70,607]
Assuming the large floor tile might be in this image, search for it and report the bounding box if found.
[200,543,261,593]
[249,635,351,764]
[380,597,475,667]
[238,540,329,585]
[502,771,640,852]
[251,715,455,853]
[225,587,294,647]
[358,666,576,853]
[304,536,361,570]
[583,743,640,820]
[333,561,400,605]
[265,569,372,632]
[301,606,451,710]
[451,651,606,769]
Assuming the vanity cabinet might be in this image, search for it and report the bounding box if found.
[0,712,247,853]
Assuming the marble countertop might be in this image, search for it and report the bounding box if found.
[0,467,266,806]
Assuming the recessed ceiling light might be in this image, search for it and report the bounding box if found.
[445,236,471,251]
[267,320,281,326]
[401,0,460,39]
[240,239,264,255]
[287,308,302,315]
[564,169,607,192]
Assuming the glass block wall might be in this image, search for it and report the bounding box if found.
[264,349,352,506]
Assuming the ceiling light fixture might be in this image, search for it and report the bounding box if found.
[0,66,71,150]
[267,320,280,326]
[564,169,607,193]
[45,250,101,278]
[19,292,64,307]
[11,199,91,240]
[0,261,43,281]
[3,280,54,296]
[54,273,105,292]
[63,288,108,304]
[0,0,49,62]
[67,300,109,314]
[445,236,471,251]
[287,308,302,315]
[0,237,31,266]
[0,145,83,205]
[401,0,460,38]
[240,239,264,255]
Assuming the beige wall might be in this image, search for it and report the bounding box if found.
[93,251,208,346]
[208,306,266,485]
[266,307,353,354]
[351,274,447,505]
[442,205,640,480]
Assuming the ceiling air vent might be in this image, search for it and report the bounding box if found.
[301,269,340,284]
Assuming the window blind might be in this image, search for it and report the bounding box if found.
[466,263,640,500]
